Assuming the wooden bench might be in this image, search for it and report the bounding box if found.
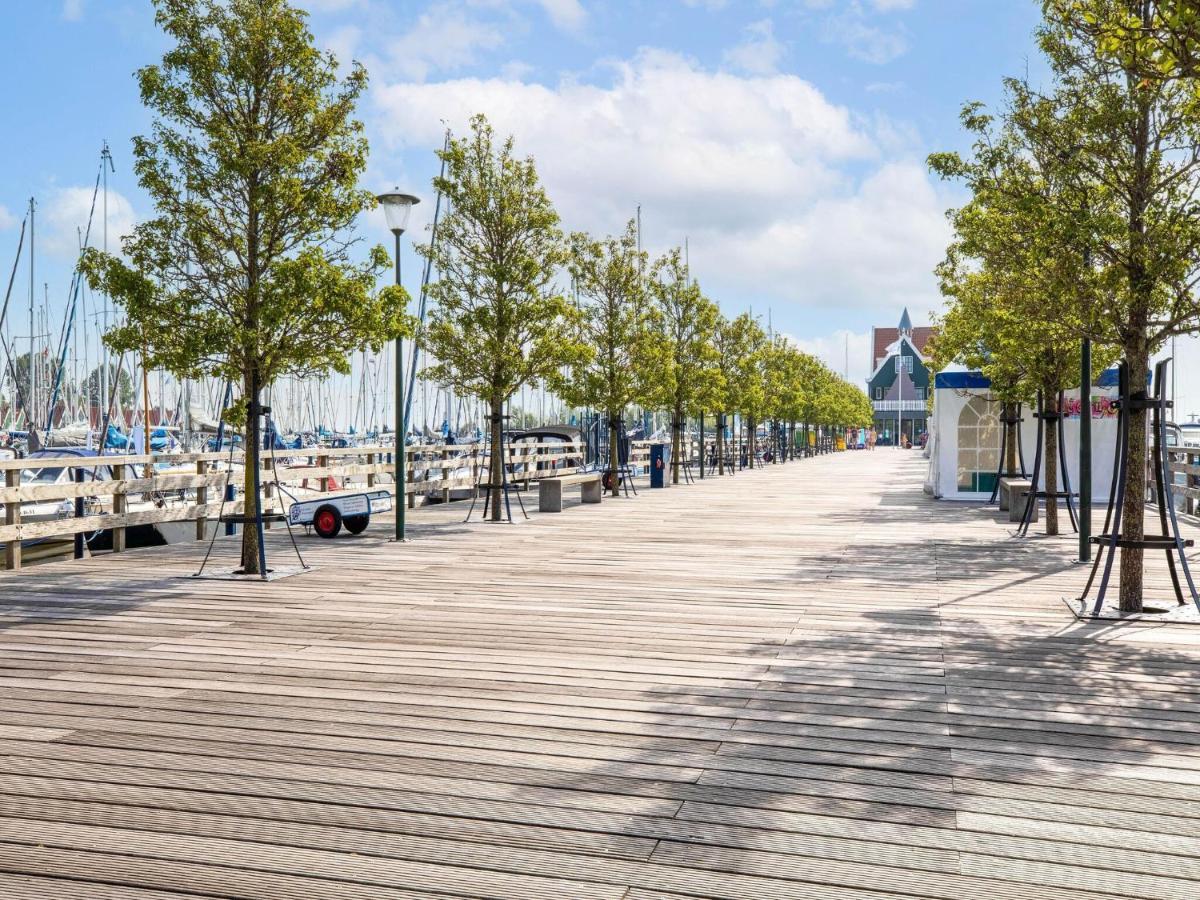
[538,472,603,513]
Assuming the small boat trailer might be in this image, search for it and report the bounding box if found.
[288,490,393,538]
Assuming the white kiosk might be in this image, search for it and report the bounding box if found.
[926,364,1120,502]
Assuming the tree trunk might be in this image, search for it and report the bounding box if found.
[608,412,620,498]
[1043,391,1059,537]
[1004,402,1018,477]
[1120,343,1150,611]
[747,418,756,469]
[489,398,504,521]
[240,369,262,575]
[1120,48,1153,611]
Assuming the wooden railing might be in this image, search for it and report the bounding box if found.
[0,439,596,570]
[0,433,819,570]
[1168,447,1200,516]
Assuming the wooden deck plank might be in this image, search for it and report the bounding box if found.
[2,450,1199,897]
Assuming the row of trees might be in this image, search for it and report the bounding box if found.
[81,0,870,570]
[930,0,1200,611]
[423,116,872,505]
[1,359,135,420]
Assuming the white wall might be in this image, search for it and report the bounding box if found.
[931,384,1118,503]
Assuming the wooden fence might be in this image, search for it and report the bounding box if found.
[0,439,702,570]
[0,432,831,569]
[1169,447,1200,516]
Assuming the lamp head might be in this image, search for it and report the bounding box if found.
[376,190,421,235]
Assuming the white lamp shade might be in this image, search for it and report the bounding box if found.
[376,190,420,234]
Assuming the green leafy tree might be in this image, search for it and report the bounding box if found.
[1048,0,1200,81]
[86,362,135,413]
[712,313,756,474]
[648,250,721,483]
[765,339,813,461]
[418,115,587,519]
[931,91,1117,535]
[7,352,54,426]
[1014,2,1200,607]
[724,312,768,469]
[558,221,662,496]
[82,0,407,574]
[794,354,832,451]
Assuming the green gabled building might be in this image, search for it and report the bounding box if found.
[866,308,933,446]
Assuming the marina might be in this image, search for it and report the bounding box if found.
[1,450,1200,897]
[7,0,1200,896]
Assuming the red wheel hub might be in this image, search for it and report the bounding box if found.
[316,510,335,532]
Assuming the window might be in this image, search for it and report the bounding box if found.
[874,387,883,400]
[956,396,1001,493]
[916,387,925,401]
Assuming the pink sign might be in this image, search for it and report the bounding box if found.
[1062,396,1118,419]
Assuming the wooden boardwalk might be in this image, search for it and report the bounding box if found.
[2,449,1200,899]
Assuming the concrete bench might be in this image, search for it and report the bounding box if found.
[998,477,1031,512]
[538,472,603,513]
[1001,478,1039,523]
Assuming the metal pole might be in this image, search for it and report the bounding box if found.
[1079,336,1092,562]
[394,230,406,542]
[73,467,85,559]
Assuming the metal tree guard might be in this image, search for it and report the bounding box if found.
[465,414,528,524]
[988,402,1029,506]
[1076,359,1199,615]
[1016,390,1078,537]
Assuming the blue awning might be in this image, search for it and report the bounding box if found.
[935,366,1137,391]
[934,371,991,389]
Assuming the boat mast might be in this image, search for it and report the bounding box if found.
[28,197,35,431]
[101,140,112,423]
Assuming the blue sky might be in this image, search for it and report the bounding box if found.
[1,0,1049,392]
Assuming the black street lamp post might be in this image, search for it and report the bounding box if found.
[377,190,420,542]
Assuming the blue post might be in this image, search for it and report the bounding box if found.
[224,484,236,536]
[650,443,667,488]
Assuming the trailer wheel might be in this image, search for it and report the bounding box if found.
[344,514,369,535]
[313,505,342,539]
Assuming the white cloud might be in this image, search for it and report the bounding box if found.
[500,59,536,80]
[536,0,586,32]
[304,0,367,11]
[723,19,785,75]
[373,50,948,317]
[323,24,363,68]
[0,205,17,231]
[716,161,950,309]
[376,49,875,233]
[42,186,137,260]
[383,5,508,81]
[802,0,915,11]
[796,0,912,64]
[824,10,909,64]
[789,328,872,386]
[61,0,85,21]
